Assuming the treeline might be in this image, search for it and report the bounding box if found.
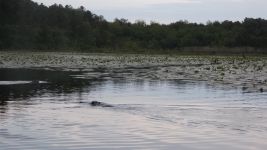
[1,0,267,53]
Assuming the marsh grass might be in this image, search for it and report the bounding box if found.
[1,51,267,92]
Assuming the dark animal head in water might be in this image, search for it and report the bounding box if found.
[90,101,113,107]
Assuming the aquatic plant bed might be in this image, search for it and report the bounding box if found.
[1,51,267,92]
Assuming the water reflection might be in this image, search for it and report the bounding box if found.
[0,68,267,150]
[0,68,98,101]
[0,68,193,106]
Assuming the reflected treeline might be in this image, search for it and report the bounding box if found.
[0,68,193,114]
[0,68,105,109]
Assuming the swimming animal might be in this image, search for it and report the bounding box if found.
[90,101,113,107]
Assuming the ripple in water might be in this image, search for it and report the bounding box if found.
[0,68,267,150]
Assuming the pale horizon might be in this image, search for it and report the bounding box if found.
[33,0,267,23]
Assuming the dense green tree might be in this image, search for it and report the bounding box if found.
[0,0,267,53]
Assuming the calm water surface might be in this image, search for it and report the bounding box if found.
[0,68,267,150]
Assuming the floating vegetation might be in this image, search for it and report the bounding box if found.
[0,52,267,92]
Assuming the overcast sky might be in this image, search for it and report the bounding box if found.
[32,0,267,24]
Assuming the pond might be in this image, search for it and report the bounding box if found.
[0,68,267,150]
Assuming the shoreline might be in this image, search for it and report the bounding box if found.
[1,51,266,93]
[1,47,267,56]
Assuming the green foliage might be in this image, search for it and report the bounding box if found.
[0,0,267,53]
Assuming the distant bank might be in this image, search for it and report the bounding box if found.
[1,47,266,56]
[1,0,267,54]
